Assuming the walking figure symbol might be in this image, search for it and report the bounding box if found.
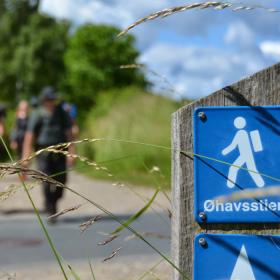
[222,116,265,188]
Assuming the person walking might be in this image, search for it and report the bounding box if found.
[222,116,265,188]
[10,100,29,159]
[22,86,75,219]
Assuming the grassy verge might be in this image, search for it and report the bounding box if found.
[78,86,186,187]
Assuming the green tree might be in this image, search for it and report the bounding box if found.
[11,14,69,98]
[0,0,69,102]
[64,24,146,110]
[0,0,40,101]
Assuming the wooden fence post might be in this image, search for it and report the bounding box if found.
[171,62,280,280]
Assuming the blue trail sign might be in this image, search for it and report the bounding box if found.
[194,234,280,280]
[193,106,280,223]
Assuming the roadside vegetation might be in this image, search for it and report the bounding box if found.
[78,86,185,187]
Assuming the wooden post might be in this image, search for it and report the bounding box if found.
[171,62,280,280]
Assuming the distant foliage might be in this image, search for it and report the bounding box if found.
[0,2,147,112]
[11,14,69,97]
[0,0,69,102]
[64,24,147,110]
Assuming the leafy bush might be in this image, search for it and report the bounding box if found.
[64,24,147,111]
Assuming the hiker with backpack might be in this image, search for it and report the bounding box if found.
[22,86,75,219]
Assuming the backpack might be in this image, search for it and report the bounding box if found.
[33,105,71,147]
[250,130,263,152]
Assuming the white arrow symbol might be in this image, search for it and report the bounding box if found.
[230,245,256,280]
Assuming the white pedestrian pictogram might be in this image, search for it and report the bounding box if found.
[222,117,265,188]
[230,245,256,280]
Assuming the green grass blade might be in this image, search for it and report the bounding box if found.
[64,185,190,279]
[0,136,68,279]
[112,189,159,235]
[136,258,164,280]
[67,264,81,280]
[88,258,96,280]
[23,137,280,185]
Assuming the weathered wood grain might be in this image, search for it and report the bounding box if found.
[171,62,280,280]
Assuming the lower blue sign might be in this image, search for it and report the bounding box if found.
[194,234,280,280]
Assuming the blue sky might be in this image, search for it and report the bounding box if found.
[40,0,280,100]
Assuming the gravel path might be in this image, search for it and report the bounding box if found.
[0,172,172,280]
[1,257,172,280]
[0,172,170,216]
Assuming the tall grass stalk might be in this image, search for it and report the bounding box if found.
[142,162,171,203]
[31,137,280,185]
[84,137,280,184]
[217,185,280,202]
[62,184,190,279]
[118,1,279,36]
[88,258,96,280]
[112,188,159,234]
[1,151,189,277]
[136,258,164,280]
[67,264,81,280]
[6,137,280,279]
[0,136,69,280]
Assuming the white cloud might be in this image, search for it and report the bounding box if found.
[40,0,175,27]
[224,21,255,48]
[40,0,73,19]
[140,43,268,99]
[260,41,280,60]
[40,0,134,26]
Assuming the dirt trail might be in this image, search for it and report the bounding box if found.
[1,258,171,280]
[0,172,172,280]
[0,172,170,215]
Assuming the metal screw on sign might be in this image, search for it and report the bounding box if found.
[198,111,207,121]
[199,237,207,247]
[199,212,207,221]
